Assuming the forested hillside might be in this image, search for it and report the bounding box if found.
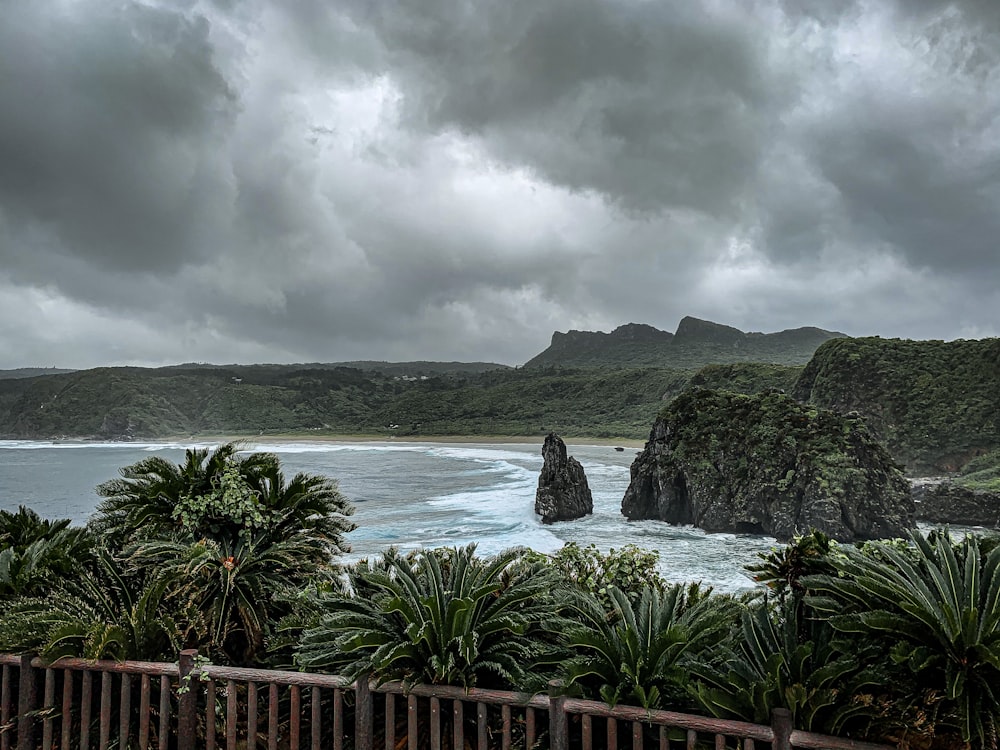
[3,333,998,479]
[0,363,799,441]
[794,337,1000,474]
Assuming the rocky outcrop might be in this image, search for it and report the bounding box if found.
[523,317,845,369]
[621,389,914,542]
[535,433,593,524]
[911,478,1000,527]
[793,337,1000,474]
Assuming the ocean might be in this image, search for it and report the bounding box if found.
[0,439,781,592]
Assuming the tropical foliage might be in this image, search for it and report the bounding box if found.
[691,597,881,734]
[0,506,93,599]
[296,545,565,689]
[806,530,1000,747]
[0,443,355,666]
[565,582,730,709]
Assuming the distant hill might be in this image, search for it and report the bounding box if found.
[0,368,76,380]
[793,336,1000,475]
[328,361,509,376]
[524,317,846,369]
[160,361,509,376]
[0,358,796,442]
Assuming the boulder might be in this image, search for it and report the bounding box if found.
[535,433,594,524]
[621,389,914,542]
[911,478,1000,527]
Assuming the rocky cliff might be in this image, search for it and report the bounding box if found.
[621,389,914,541]
[525,317,845,369]
[535,433,594,523]
[793,337,1000,474]
[911,479,1000,527]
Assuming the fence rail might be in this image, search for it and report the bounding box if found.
[0,651,895,750]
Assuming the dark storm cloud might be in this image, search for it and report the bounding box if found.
[0,1,236,278]
[0,0,998,369]
[331,0,775,215]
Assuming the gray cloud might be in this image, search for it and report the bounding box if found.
[0,0,998,370]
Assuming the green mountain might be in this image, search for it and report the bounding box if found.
[524,317,846,369]
[793,337,1000,475]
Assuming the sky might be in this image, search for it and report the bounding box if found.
[1,0,999,369]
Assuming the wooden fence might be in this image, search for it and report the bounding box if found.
[1,651,894,750]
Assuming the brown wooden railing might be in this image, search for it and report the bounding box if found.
[0,651,895,750]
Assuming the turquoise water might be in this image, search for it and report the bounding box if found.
[0,439,779,591]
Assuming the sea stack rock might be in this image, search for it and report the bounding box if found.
[621,389,914,542]
[535,433,594,524]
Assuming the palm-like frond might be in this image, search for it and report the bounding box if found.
[565,583,731,709]
[297,545,563,689]
[691,597,878,734]
[804,530,1000,747]
[0,507,94,600]
[138,528,325,664]
[0,548,177,661]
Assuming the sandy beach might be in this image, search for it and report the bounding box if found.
[168,432,647,450]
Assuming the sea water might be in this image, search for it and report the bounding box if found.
[0,440,780,592]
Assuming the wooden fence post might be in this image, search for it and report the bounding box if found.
[177,649,199,750]
[355,674,373,750]
[771,708,792,750]
[548,680,568,750]
[16,655,36,750]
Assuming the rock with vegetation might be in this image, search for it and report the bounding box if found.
[525,316,844,369]
[535,433,593,523]
[911,479,1000,527]
[621,389,914,541]
[793,336,1000,474]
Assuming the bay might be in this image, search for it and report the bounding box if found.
[0,439,780,592]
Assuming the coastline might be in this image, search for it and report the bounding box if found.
[169,433,647,450]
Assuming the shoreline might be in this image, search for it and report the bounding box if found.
[0,433,647,450]
[177,433,647,450]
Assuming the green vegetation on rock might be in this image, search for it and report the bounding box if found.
[622,389,914,541]
[794,336,1000,474]
[525,317,844,369]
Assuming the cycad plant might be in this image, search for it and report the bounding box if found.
[139,530,327,664]
[296,545,564,689]
[565,582,731,710]
[691,596,878,734]
[0,548,177,661]
[88,443,355,665]
[0,506,93,599]
[805,530,1000,748]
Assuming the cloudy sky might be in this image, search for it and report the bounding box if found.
[1,0,998,369]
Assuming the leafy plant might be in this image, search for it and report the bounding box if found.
[746,530,838,602]
[565,583,730,709]
[296,545,564,689]
[547,542,666,609]
[691,597,878,734]
[139,530,330,664]
[805,531,1000,747]
[0,506,94,599]
[0,548,177,661]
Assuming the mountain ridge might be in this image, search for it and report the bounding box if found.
[525,316,847,369]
